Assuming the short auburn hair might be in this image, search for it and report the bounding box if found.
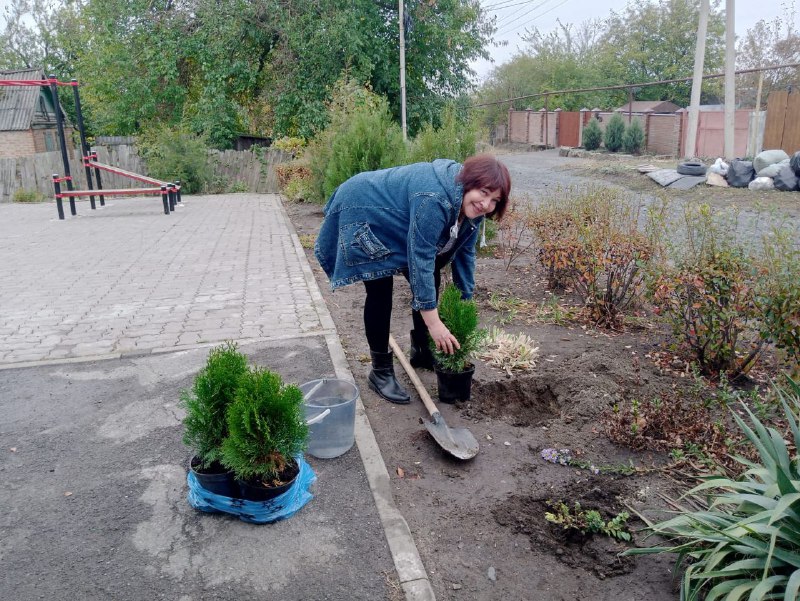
[456,154,511,221]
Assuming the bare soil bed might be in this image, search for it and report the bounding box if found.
[285,151,795,600]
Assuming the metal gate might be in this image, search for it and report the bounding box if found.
[763,90,800,154]
[558,111,581,147]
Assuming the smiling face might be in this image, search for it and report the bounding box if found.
[460,187,502,220]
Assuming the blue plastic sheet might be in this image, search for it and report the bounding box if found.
[187,455,316,524]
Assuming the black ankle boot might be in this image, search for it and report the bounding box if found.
[368,350,410,404]
[409,329,435,370]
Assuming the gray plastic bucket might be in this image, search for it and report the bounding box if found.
[300,378,358,459]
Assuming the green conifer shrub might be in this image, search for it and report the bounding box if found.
[582,117,602,151]
[622,119,645,154]
[221,368,308,482]
[603,113,626,152]
[180,342,249,469]
[431,284,485,372]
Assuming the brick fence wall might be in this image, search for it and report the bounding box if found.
[0,131,36,159]
[505,108,762,158]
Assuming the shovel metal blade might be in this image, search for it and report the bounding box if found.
[424,412,479,460]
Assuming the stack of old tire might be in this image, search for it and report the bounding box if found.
[725,149,800,191]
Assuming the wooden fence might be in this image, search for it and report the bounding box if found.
[763,90,800,154]
[0,145,290,203]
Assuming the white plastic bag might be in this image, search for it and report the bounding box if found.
[748,176,775,191]
[708,157,729,176]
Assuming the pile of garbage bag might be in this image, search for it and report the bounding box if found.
[717,149,800,191]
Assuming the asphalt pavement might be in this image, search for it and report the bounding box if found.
[0,194,434,600]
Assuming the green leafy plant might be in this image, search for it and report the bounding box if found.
[138,124,210,194]
[180,342,249,469]
[432,284,485,373]
[756,226,800,375]
[625,375,800,600]
[603,113,626,152]
[622,119,645,154]
[272,136,307,158]
[221,367,308,483]
[582,117,603,151]
[650,204,764,379]
[408,103,477,163]
[545,501,631,541]
[230,181,249,193]
[12,188,44,203]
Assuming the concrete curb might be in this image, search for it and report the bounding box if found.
[280,199,436,601]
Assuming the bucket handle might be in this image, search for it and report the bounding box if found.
[303,379,330,425]
[306,408,330,425]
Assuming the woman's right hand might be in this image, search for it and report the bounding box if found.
[421,310,461,355]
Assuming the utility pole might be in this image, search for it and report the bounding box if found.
[724,0,736,159]
[399,0,407,141]
[685,0,709,159]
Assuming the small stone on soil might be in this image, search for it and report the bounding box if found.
[487,566,497,581]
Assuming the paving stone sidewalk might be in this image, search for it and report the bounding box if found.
[0,194,323,364]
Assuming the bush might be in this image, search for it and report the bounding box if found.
[582,117,602,151]
[622,119,645,154]
[306,79,406,203]
[650,204,764,380]
[408,104,477,163]
[221,368,308,482]
[138,124,210,193]
[276,162,313,201]
[180,342,249,469]
[272,137,306,158]
[431,284,485,372]
[625,376,800,601]
[529,186,665,327]
[321,102,406,200]
[756,227,800,373]
[12,188,44,203]
[603,113,626,152]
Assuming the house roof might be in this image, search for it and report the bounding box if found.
[615,100,680,114]
[0,68,55,131]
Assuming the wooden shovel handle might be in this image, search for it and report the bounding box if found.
[389,334,439,418]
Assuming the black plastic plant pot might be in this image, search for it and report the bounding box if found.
[237,460,300,502]
[434,363,476,404]
[190,457,238,498]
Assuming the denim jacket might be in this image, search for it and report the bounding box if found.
[314,160,481,311]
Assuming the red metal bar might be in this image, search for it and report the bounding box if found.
[85,160,168,186]
[0,79,77,86]
[55,188,165,198]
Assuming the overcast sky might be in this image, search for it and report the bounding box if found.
[472,0,796,79]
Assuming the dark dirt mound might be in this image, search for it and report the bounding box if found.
[494,479,636,579]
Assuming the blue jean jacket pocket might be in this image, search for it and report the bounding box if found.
[340,222,391,266]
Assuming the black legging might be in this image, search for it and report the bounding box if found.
[363,266,443,353]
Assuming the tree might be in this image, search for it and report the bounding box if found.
[736,6,800,107]
[596,0,726,106]
[16,0,495,145]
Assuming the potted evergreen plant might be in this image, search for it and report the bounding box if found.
[221,367,309,501]
[181,342,249,497]
[431,284,485,403]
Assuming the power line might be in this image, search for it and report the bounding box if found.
[496,0,569,36]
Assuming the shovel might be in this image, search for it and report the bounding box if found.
[388,334,479,460]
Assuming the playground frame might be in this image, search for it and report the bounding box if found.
[0,74,180,219]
